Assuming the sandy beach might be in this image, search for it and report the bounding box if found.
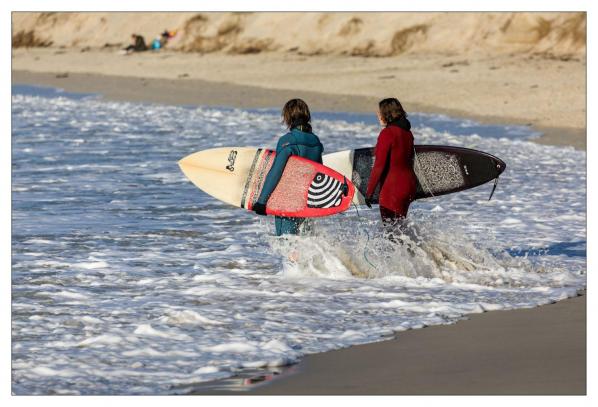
[12,48,586,150]
[11,12,586,395]
[200,293,586,395]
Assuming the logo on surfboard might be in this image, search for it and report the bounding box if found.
[307,172,345,208]
[226,150,237,172]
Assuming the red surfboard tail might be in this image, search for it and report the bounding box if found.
[246,151,355,218]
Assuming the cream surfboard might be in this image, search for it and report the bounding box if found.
[179,147,355,218]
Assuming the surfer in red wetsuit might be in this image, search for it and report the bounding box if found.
[365,98,417,236]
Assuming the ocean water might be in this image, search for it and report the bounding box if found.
[11,85,586,395]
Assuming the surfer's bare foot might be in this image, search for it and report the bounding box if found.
[288,250,300,262]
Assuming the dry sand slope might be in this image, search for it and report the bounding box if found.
[12,12,585,57]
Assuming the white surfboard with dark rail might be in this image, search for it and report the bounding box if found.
[323,145,506,205]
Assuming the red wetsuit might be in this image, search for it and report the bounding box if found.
[366,123,417,221]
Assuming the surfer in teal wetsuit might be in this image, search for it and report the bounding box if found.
[252,99,324,236]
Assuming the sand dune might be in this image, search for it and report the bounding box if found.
[12,12,586,57]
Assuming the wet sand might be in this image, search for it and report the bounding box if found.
[12,70,586,151]
[12,48,586,150]
[199,293,586,395]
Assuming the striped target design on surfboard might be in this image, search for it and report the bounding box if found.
[307,172,344,208]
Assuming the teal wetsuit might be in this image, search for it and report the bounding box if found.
[256,127,324,236]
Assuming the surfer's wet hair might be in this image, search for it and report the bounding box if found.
[378,98,407,125]
[282,99,312,132]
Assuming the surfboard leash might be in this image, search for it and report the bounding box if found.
[352,202,378,272]
[488,176,500,201]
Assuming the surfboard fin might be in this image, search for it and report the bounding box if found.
[488,177,499,201]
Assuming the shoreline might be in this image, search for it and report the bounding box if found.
[11,48,586,150]
[12,70,586,151]
[197,292,586,395]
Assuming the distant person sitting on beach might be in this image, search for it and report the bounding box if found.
[124,34,148,53]
[151,36,162,50]
[252,99,324,236]
[149,30,177,51]
[365,98,417,240]
[161,30,171,45]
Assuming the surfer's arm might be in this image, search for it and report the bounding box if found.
[366,130,391,198]
[256,143,293,205]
